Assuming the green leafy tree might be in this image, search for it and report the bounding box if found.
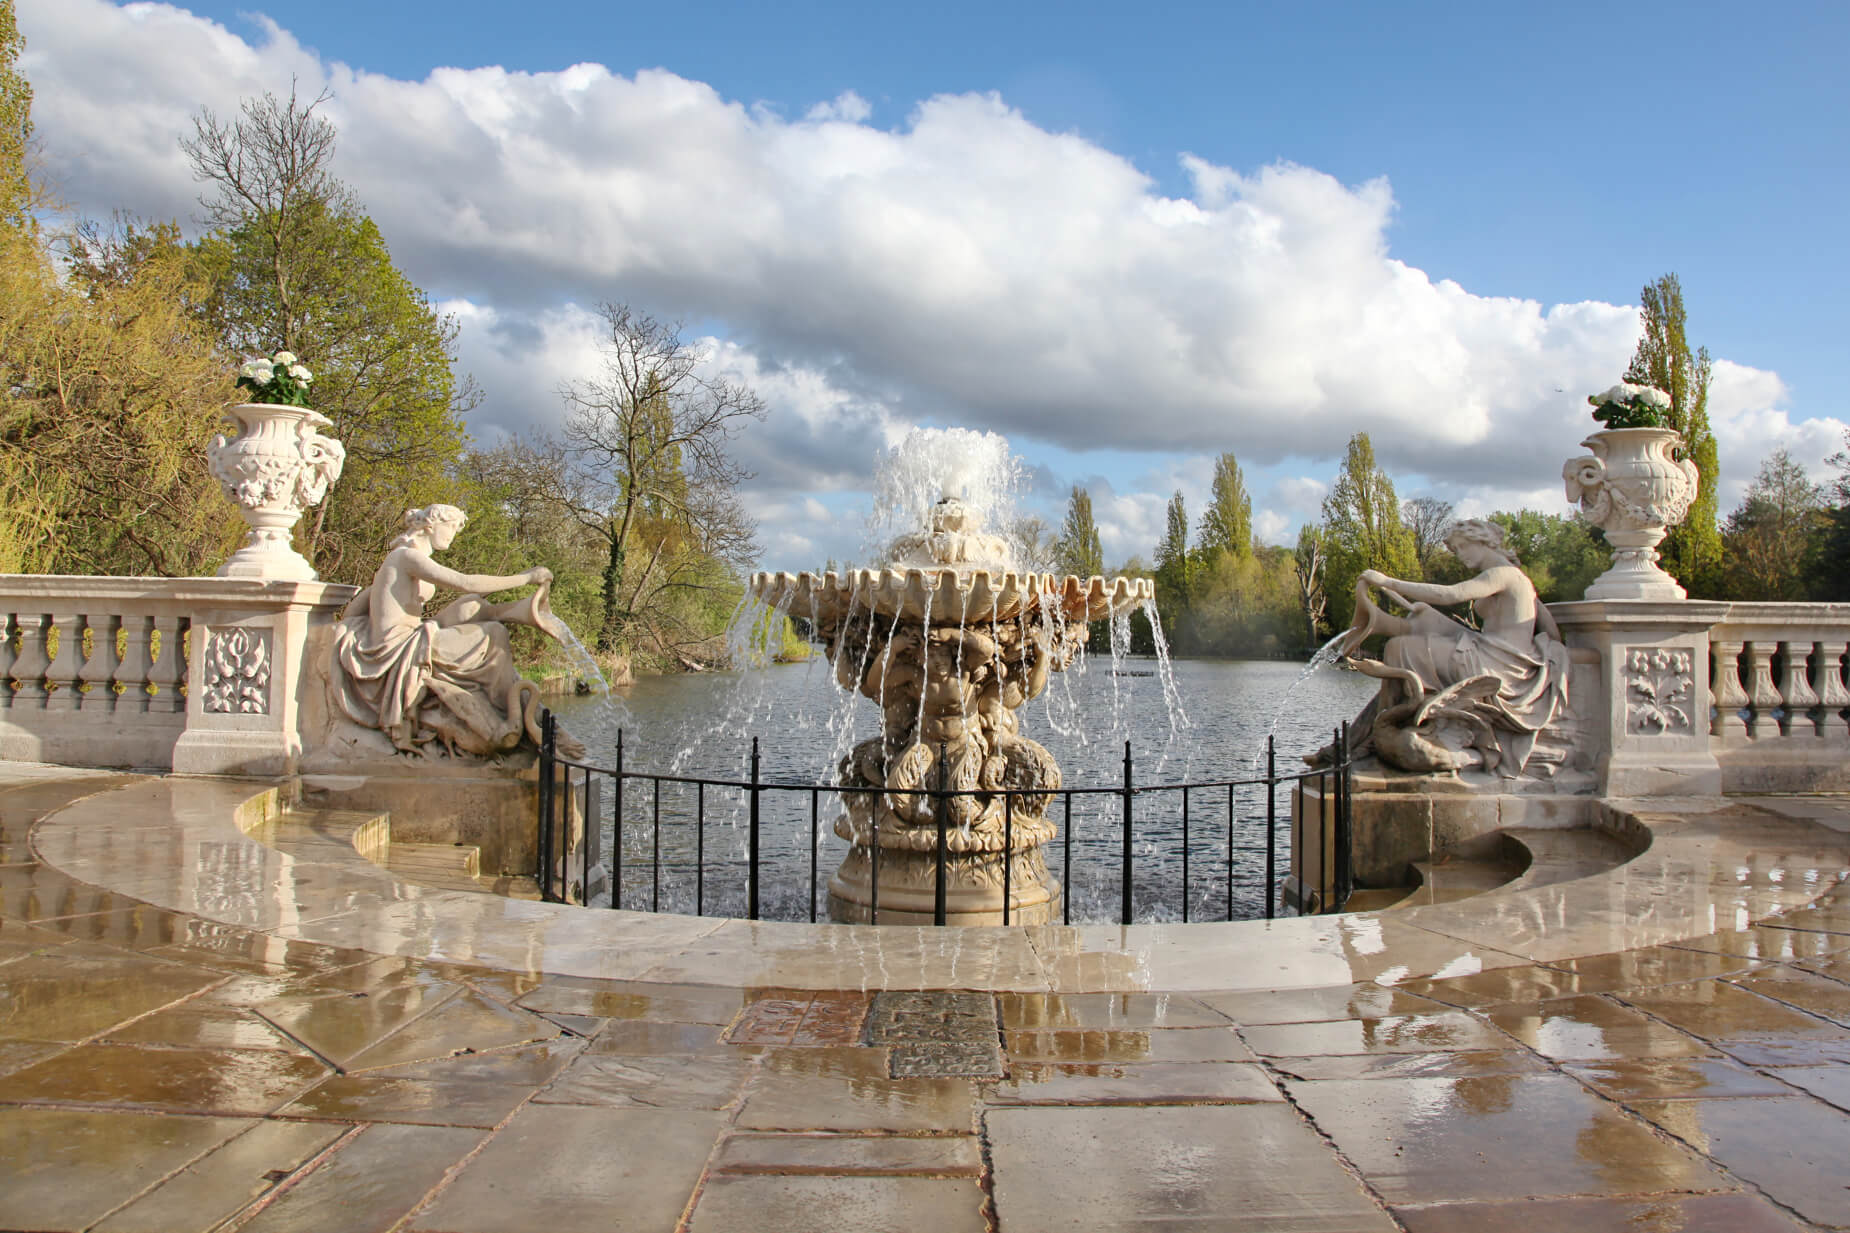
[1196,452,1252,560]
[1321,433,1419,626]
[183,89,471,582]
[1805,432,1850,601]
[0,0,32,229]
[1624,273,1720,594]
[1723,449,1826,600]
[1055,485,1104,578]
[1152,490,1192,642]
[1486,510,1606,602]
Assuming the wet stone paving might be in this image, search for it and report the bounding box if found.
[2,770,1850,1230]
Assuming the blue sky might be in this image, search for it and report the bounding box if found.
[18,0,1849,568]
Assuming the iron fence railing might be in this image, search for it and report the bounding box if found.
[536,709,1353,924]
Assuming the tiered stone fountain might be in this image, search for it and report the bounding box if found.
[750,488,1151,925]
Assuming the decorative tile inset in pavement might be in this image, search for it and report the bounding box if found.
[867,992,1003,1077]
[723,992,871,1046]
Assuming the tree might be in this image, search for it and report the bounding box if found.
[1320,433,1419,626]
[1055,485,1104,578]
[1402,496,1455,575]
[1196,452,1252,560]
[0,0,32,229]
[1486,510,1605,602]
[559,304,764,658]
[1806,432,1850,601]
[1152,490,1192,641]
[1,218,240,575]
[1008,515,1057,572]
[1624,273,1720,594]
[1294,524,1328,651]
[183,89,471,582]
[1724,449,1826,600]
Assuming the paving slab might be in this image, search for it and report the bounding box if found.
[407,1105,721,1233]
[1481,994,1716,1060]
[688,1174,988,1233]
[1242,1011,1510,1057]
[0,1042,329,1115]
[1630,1095,1850,1228]
[280,1073,534,1127]
[988,1103,1395,1231]
[91,1120,349,1233]
[241,1122,485,1233]
[712,1132,983,1176]
[1286,1073,1733,1204]
[737,1046,979,1132]
[988,1060,1282,1105]
[0,1107,254,1232]
[1005,1025,1256,1063]
[1391,1193,1808,1232]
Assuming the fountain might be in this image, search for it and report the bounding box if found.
[749,429,1153,924]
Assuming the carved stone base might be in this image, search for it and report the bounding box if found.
[1583,541,1687,601]
[826,833,1060,925]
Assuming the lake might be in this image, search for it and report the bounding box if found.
[548,655,1376,923]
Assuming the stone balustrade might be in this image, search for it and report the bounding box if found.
[1708,602,1850,793]
[0,576,354,775]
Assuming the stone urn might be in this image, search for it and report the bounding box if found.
[207,403,347,582]
[1563,427,1699,600]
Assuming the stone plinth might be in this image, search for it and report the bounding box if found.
[1551,599,1729,797]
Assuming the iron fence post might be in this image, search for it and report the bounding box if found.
[933,742,949,927]
[613,729,624,911]
[695,781,705,917]
[537,710,554,902]
[809,788,819,924]
[1181,785,1190,923]
[1336,719,1352,910]
[1265,734,1276,921]
[651,778,661,913]
[748,737,761,921]
[1062,793,1072,926]
[1225,782,1234,922]
[1003,792,1013,926]
[1120,739,1133,925]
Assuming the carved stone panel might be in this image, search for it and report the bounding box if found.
[202,627,272,715]
[1624,646,1693,735]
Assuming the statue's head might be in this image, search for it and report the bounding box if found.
[394,503,468,550]
[1445,518,1518,567]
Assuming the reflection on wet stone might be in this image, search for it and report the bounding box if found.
[867,991,1003,1077]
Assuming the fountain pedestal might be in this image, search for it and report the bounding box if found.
[752,496,1151,926]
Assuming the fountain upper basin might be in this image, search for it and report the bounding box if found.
[749,568,1153,626]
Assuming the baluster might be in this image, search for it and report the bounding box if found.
[148,616,188,713]
[115,615,155,712]
[1780,640,1822,738]
[79,614,121,711]
[1711,640,1748,740]
[1744,641,1781,739]
[11,614,50,704]
[0,612,16,708]
[43,612,86,712]
[1817,639,1850,741]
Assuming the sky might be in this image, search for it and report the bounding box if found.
[16,0,1849,570]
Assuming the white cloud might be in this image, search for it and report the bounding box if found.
[17,0,1829,566]
[1270,476,1329,513]
[1253,509,1290,545]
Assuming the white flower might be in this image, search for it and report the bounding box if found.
[272,350,298,366]
[1593,381,1669,407]
[288,364,312,383]
[1637,386,1671,409]
[240,360,274,384]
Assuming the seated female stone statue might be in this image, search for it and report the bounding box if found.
[331,504,569,759]
[1337,518,1570,775]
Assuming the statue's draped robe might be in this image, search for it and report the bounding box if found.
[1384,625,1571,773]
[330,606,524,755]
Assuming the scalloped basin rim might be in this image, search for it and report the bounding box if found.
[750,568,1154,622]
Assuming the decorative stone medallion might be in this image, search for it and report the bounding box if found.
[1624,646,1694,734]
[202,627,272,714]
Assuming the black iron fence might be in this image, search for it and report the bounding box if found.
[535,709,1353,924]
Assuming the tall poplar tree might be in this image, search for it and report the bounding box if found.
[1624,273,1720,594]
[1197,452,1253,560]
[1056,485,1104,578]
[0,0,30,229]
[1320,433,1419,626]
[1153,490,1192,643]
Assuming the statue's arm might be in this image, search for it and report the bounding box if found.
[1360,569,1505,608]
[401,552,548,596]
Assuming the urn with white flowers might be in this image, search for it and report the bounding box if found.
[1562,383,1700,600]
[208,351,347,581]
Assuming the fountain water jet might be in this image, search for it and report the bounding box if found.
[750,428,1153,924]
